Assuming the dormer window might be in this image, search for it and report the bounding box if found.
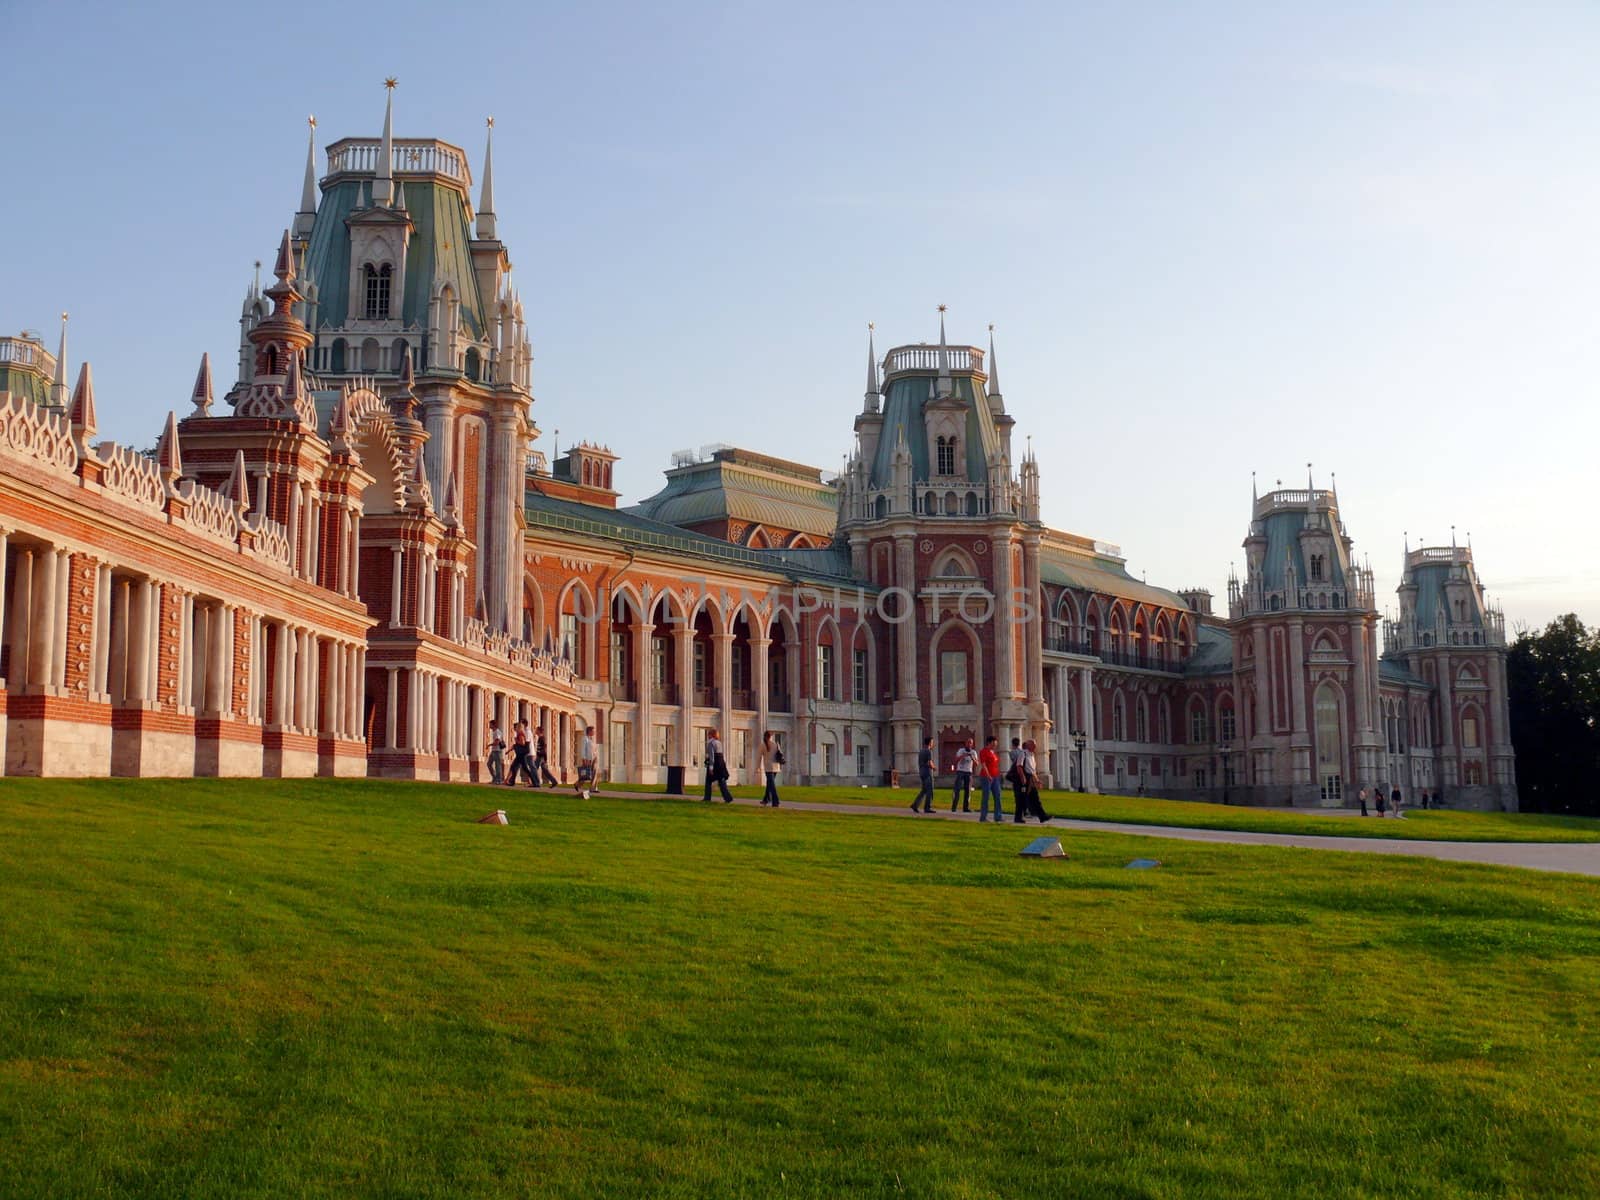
[364,264,392,320]
[1309,554,1324,581]
[936,436,956,476]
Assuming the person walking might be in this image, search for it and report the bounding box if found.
[950,737,976,813]
[1019,739,1054,823]
[576,725,599,799]
[912,737,936,813]
[506,720,534,787]
[1358,786,1369,817]
[534,726,559,788]
[1008,738,1028,824]
[1420,788,1431,810]
[1375,785,1388,817]
[1391,785,1403,817]
[977,735,1005,823]
[486,720,506,786]
[702,728,734,804]
[759,730,783,806]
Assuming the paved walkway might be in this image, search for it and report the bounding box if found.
[650,792,1600,877]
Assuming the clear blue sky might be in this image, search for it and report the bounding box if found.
[5,0,1597,627]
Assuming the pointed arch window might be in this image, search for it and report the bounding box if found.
[365,264,393,320]
[936,436,956,476]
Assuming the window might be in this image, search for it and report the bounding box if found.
[1464,761,1483,785]
[822,742,836,775]
[1315,683,1342,801]
[936,436,956,476]
[1112,697,1125,741]
[1462,715,1480,749]
[856,744,870,776]
[1135,703,1146,743]
[731,644,747,691]
[1193,767,1209,789]
[651,637,667,686]
[852,647,869,704]
[1189,706,1208,743]
[817,644,836,701]
[1220,708,1236,743]
[693,640,709,689]
[939,650,968,704]
[653,724,672,767]
[1309,554,1324,582]
[610,631,627,690]
[364,263,392,320]
[559,612,579,665]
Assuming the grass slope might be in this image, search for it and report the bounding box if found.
[2,778,1598,1198]
[608,781,1600,842]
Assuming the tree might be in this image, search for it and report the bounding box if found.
[1507,614,1600,815]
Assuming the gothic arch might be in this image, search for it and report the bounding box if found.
[341,386,408,514]
[851,621,879,704]
[932,546,978,579]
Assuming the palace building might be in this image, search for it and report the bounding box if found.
[0,93,1518,809]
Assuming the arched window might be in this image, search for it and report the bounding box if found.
[1135,698,1148,743]
[364,263,392,320]
[936,436,956,476]
[1112,694,1125,741]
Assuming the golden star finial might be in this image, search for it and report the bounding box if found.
[937,304,947,313]
[487,115,495,129]
[384,76,398,90]
[867,321,874,332]
[308,114,316,129]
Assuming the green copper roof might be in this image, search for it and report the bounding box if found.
[0,365,51,407]
[1040,554,1188,611]
[868,374,996,488]
[525,490,862,586]
[301,179,488,341]
[1258,508,1350,592]
[1409,561,1482,629]
[1183,624,1235,676]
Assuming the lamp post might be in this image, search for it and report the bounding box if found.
[1220,741,1233,806]
[1073,729,1087,794]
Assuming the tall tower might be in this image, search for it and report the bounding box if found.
[1385,538,1516,809]
[275,84,535,634]
[1226,475,1380,805]
[835,314,1048,775]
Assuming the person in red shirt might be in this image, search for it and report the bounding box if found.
[977,735,1005,823]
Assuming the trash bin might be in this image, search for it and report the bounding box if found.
[665,765,685,795]
[882,768,900,789]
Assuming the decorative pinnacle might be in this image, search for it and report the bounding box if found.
[308,114,316,129]
[487,115,494,128]
[384,76,398,89]
[937,304,947,313]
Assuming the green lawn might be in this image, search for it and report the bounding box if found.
[608,780,1600,842]
[3,778,1598,1198]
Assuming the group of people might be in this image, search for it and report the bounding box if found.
[703,728,787,808]
[486,720,601,800]
[913,735,1054,824]
[1356,784,1441,817]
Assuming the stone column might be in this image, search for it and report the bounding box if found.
[1022,533,1044,708]
[714,630,735,766]
[390,547,403,627]
[751,634,771,744]
[1350,620,1372,736]
[109,577,130,704]
[206,605,229,716]
[91,564,112,698]
[992,533,1016,699]
[673,626,694,769]
[28,547,57,690]
[386,668,399,748]
[633,621,653,778]
[1288,618,1307,736]
[1079,667,1097,793]
[9,547,33,685]
[0,530,7,684]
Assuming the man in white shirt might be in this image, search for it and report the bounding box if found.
[576,725,599,799]
[701,728,733,803]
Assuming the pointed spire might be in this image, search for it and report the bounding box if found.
[1404,529,1409,554]
[225,450,249,510]
[477,117,497,239]
[48,310,69,407]
[273,229,296,286]
[936,304,951,390]
[864,321,879,395]
[1307,461,1314,492]
[68,362,97,441]
[285,351,303,400]
[1451,524,1457,550]
[191,353,214,415]
[1251,470,1258,503]
[443,468,461,525]
[393,179,406,212]
[374,78,396,207]
[399,344,414,389]
[295,115,318,237]
[156,411,183,482]
[986,323,1001,398]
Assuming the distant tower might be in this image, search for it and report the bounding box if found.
[1226,476,1381,805]
[1385,537,1516,809]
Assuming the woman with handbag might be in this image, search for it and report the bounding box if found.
[759,730,783,807]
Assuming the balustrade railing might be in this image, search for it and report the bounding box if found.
[325,138,468,183]
[884,345,984,374]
